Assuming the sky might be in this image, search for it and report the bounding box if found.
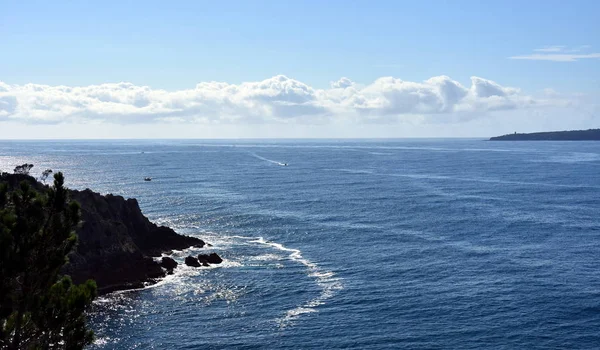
[0,0,599,139]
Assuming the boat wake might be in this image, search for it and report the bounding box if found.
[249,152,288,166]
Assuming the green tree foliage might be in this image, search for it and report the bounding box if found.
[0,172,96,350]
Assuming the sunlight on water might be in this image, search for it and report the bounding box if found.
[2,139,600,349]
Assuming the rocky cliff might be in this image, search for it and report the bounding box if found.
[1,173,205,294]
[64,189,205,294]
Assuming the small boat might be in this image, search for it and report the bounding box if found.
[144,177,152,181]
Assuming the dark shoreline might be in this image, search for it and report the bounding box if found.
[1,173,207,295]
[490,128,600,141]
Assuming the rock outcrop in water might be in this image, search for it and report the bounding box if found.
[0,173,205,294]
[184,256,202,267]
[198,253,223,264]
[160,257,178,273]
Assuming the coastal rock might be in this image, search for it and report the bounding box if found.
[185,256,201,267]
[1,173,209,294]
[198,253,223,264]
[160,257,178,271]
[61,188,206,294]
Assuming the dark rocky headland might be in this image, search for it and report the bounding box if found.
[1,173,218,294]
[490,128,600,141]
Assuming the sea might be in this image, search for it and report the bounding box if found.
[1,139,600,349]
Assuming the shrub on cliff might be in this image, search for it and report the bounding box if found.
[40,169,53,184]
[0,172,96,350]
[12,164,34,176]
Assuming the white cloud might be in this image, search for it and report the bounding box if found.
[509,53,600,62]
[0,75,555,125]
[567,45,592,52]
[330,77,355,89]
[534,46,565,53]
[510,45,600,62]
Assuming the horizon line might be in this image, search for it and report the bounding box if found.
[0,136,492,141]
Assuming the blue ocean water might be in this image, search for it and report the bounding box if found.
[1,139,600,349]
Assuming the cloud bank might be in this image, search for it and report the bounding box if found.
[0,75,543,125]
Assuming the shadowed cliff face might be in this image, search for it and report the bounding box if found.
[1,173,204,294]
[65,189,205,294]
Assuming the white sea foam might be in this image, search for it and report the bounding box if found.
[93,337,110,346]
[95,245,243,299]
[247,236,343,327]
[248,253,284,261]
[284,307,317,318]
[95,233,341,327]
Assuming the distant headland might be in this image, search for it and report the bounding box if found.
[489,128,600,141]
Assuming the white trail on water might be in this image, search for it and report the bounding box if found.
[94,233,342,329]
[248,152,288,166]
[240,236,343,327]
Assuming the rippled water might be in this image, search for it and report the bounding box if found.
[1,139,600,349]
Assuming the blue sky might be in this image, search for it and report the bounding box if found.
[0,0,599,138]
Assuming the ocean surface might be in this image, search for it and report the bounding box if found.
[1,139,600,349]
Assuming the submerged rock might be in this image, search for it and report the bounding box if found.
[185,256,201,267]
[198,252,223,265]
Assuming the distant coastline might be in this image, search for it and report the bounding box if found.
[489,128,600,141]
